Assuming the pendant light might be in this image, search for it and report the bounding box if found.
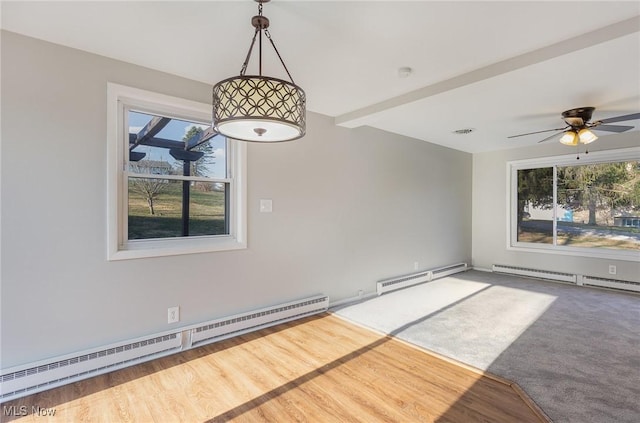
[212,0,306,142]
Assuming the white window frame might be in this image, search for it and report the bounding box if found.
[507,146,640,262]
[107,83,246,260]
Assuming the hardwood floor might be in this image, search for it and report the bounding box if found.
[1,313,548,422]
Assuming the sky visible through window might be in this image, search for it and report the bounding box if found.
[129,111,226,179]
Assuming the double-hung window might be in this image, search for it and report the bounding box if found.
[508,147,640,261]
[107,84,246,260]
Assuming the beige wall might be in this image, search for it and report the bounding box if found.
[1,31,472,368]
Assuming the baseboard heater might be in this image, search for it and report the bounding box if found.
[0,332,182,403]
[582,276,640,293]
[492,264,577,284]
[377,263,468,295]
[431,263,469,281]
[492,265,640,294]
[0,294,328,402]
[190,294,329,347]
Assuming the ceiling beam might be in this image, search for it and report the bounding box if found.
[335,16,640,129]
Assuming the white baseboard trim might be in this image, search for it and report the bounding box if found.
[471,266,492,273]
[329,292,377,308]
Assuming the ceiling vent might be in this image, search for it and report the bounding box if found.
[452,128,475,135]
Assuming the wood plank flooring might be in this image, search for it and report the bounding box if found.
[1,313,548,423]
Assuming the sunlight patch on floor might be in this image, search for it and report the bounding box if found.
[335,277,493,333]
[419,283,557,369]
[334,276,557,370]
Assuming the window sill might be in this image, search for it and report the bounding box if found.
[108,236,247,261]
[508,243,640,262]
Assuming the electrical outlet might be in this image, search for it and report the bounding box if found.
[414,262,419,270]
[608,265,617,275]
[168,306,180,324]
[358,290,364,298]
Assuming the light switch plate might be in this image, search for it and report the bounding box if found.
[260,199,273,213]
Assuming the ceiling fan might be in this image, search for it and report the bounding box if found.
[508,107,640,146]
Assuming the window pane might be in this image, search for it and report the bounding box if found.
[128,178,228,240]
[557,162,640,251]
[168,137,226,179]
[517,168,554,244]
[128,111,226,179]
[203,135,227,179]
[129,145,177,175]
[128,178,182,239]
[189,182,228,236]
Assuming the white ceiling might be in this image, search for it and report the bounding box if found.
[2,1,639,153]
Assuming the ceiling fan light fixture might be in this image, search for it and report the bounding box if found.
[578,128,598,144]
[508,107,639,148]
[212,0,306,143]
[559,130,578,146]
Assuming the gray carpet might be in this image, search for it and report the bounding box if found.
[332,270,640,423]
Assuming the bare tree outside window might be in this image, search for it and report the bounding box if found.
[129,161,172,215]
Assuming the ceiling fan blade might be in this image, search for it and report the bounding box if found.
[592,124,634,133]
[507,127,568,139]
[598,112,640,124]
[537,132,564,144]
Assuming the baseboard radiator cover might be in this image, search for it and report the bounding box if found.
[377,263,469,295]
[377,270,432,295]
[0,332,181,403]
[492,264,577,284]
[0,294,329,402]
[582,276,640,293]
[190,294,329,347]
[431,263,469,281]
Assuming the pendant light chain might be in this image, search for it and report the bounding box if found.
[257,0,264,76]
[258,16,263,76]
